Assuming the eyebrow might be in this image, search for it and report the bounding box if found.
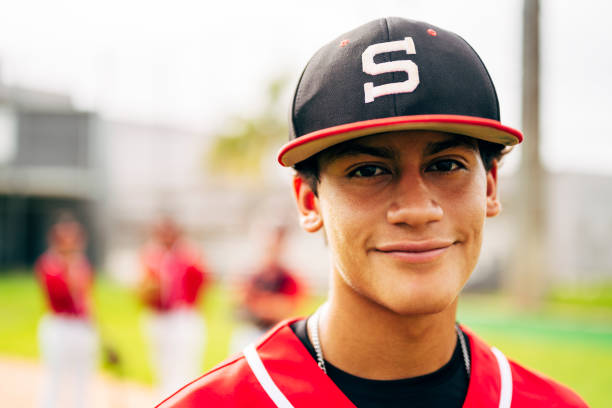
[325,143,397,161]
[424,137,478,156]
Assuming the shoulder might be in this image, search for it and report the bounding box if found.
[174,240,201,262]
[36,252,61,274]
[464,326,588,407]
[508,359,589,407]
[156,319,303,408]
[74,254,93,273]
[155,353,258,407]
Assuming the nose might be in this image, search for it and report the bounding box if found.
[386,173,443,227]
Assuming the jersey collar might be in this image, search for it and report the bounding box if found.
[244,319,511,408]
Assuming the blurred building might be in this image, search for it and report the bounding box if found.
[0,81,104,269]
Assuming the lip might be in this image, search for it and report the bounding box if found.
[374,240,454,263]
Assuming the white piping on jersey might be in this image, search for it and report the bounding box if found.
[491,347,513,408]
[244,341,514,408]
[243,343,295,408]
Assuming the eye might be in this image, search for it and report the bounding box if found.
[427,159,464,173]
[349,164,388,178]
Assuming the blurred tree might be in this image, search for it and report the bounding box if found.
[206,76,289,183]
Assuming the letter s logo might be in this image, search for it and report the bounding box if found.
[362,37,419,103]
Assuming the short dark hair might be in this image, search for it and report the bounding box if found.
[293,137,507,196]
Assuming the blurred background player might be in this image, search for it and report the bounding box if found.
[36,213,98,408]
[231,224,305,352]
[139,215,210,398]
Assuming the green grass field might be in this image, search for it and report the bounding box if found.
[1,271,610,406]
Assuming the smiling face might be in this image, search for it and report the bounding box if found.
[294,131,501,316]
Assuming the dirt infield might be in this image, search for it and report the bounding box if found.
[0,356,158,407]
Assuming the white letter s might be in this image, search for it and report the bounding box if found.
[362,37,419,103]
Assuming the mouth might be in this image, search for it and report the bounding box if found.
[374,240,454,263]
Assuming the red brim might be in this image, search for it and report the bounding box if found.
[278,114,523,167]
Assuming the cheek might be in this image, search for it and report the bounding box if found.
[318,182,385,245]
[444,173,488,265]
[318,184,381,276]
[443,169,488,218]
[319,190,361,251]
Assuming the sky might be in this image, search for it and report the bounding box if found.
[0,0,610,175]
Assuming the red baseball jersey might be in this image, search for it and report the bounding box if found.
[157,319,588,408]
[36,251,93,317]
[140,242,208,311]
[247,265,302,296]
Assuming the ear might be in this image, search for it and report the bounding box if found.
[486,160,501,217]
[292,175,323,232]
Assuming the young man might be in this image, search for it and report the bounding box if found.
[231,224,305,353]
[157,17,588,407]
[36,214,98,408]
[139,216,210,398]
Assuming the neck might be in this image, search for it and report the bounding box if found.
[310,271,459,380]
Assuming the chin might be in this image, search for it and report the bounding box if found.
[375,282,461,316]
[385,295,455,316]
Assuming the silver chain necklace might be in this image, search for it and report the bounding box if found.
[308,306,471,377]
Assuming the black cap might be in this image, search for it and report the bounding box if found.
[278,17,522,167]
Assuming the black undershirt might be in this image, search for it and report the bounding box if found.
[290,319,470,408]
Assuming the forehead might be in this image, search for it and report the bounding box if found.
[318,131,478,164]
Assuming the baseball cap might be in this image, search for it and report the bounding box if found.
[278,17,523,167]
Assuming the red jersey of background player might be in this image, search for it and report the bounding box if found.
[240,225,304,329]
[140,217,209,311]
[36,216,93,317]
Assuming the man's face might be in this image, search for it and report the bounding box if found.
[294,131,500,315]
